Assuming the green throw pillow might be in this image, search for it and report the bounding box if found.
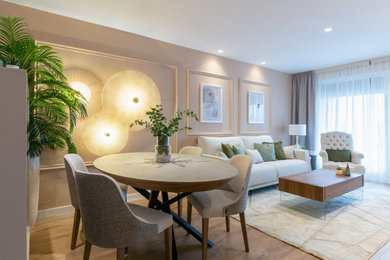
[232,144,245,155]
[221,143,235,158]
[326,149,351,162]
[254,143,276,162]
[263,141,286,160]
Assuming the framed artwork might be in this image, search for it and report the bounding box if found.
[200,84,223,123]
[238,78,271,134]
[248,91,265,124]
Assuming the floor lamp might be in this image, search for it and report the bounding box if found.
[289,124,306,148]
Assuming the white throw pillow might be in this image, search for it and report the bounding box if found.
[245,149,264,164]
[216,151,229,159]
[283,146,295,159]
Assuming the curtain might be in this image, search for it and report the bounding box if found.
[315,60,390,183]
[292,71,316,150]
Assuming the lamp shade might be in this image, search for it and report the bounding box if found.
[289,124,306,136]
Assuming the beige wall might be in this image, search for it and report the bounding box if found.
[0,2,292,210]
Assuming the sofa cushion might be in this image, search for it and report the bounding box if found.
[249,163,278,187]
[264,159,310,178]
[245,149,263,164]
[241,135,274,149]
[283,146,295,159]
[264,141,286,160]
[222,144,235,158]
[254,143,276,162]
[232,144,245,155]
[198,136,244,155]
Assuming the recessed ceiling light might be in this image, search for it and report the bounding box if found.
[261,61,266,65]
[324,27,333,32]
[217,49,223,53]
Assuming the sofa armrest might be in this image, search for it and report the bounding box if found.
[294,149,310,163]
[351,151,364,164]
[202,154,229,162]
[319,150,328,163]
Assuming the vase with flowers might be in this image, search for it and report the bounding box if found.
[130,104,198,163]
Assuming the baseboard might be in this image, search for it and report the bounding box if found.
[37,192,144,219]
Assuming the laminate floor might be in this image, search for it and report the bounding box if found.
[30,198,318,260]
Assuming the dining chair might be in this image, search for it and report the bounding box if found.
[177,146,203,216]
[74,170,173,260]
[64,154,128,250]
[187,154,252,260]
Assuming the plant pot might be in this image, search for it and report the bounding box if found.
[27,156,40,228]
[155,136,171,163]
[6,64,19,69]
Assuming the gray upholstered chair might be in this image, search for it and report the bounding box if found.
[74,170,173,260]
[64,154,128,250]
[177,146,203,216]
[319,131,365,173]
[187,155,252,260]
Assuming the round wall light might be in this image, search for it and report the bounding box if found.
[70,81,92,101]
[102,70,161,130]
[82,113,129,156]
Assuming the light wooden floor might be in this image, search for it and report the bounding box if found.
[30,198,318,260]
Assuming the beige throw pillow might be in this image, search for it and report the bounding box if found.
[283,145,295,159]
[245,149,264,164]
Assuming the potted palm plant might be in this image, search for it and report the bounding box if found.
[0,17,87,228]
[130,104,198,162]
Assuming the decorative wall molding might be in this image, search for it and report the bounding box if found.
[186,68,233,136]
[238,78,272,135]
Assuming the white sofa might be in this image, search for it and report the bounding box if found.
[198,135,311,190]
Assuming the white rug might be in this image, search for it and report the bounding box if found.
[235,182,390,260]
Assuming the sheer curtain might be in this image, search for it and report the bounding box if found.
[315,60,390,183]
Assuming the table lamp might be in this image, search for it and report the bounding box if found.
[289,124,306,148]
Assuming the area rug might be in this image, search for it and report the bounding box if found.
[233,182,390,260]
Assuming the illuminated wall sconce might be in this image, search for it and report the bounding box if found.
[82,113,129,156]
[65,68,103,117]
[102,70,161,130]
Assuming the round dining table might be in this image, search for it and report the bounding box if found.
[93,152,238,260]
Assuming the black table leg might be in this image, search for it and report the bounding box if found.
[148,190,160,208]
[162,192,178,260]
[133,187,214,248]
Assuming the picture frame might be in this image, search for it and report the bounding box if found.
[248,91,265,124]
[200,84,223,123]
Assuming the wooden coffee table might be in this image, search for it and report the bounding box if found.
[278,169,364,219]
[279,169,364,202]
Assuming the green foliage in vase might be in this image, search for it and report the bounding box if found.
[0,16,88,157]
[336,167,343,170]
[130,104,198,137]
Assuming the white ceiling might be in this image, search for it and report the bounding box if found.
[5,0,390,74]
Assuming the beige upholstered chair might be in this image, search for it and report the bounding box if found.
[187,155,252,260]
[319,131,365,173]
[74,170,173,260]
[64,154,128,250]
[176,146,203,216]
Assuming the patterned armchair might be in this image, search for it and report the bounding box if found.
[319,131,365,174]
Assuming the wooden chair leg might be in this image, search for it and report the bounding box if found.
[83,240,92,260]
[187,200,192,235]
[71,208,81,250]
[239,212,249,252]
[225,216,230,232]
[164,226,172,260]
[202,218,209,260]
[177,193,182,217]
[116,248,125,260]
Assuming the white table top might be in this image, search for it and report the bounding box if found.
[93,152,238,192]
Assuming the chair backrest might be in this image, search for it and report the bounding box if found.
[74,170,157,248]
[321,131,353,151]
[178,146,203,156]
[225,155,252,215]
[64,154,88,209]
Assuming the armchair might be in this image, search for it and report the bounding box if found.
[319,131,365,174]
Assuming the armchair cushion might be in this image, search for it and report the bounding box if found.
[326,149,351,162]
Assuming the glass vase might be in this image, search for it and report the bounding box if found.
[155,136,171,163]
